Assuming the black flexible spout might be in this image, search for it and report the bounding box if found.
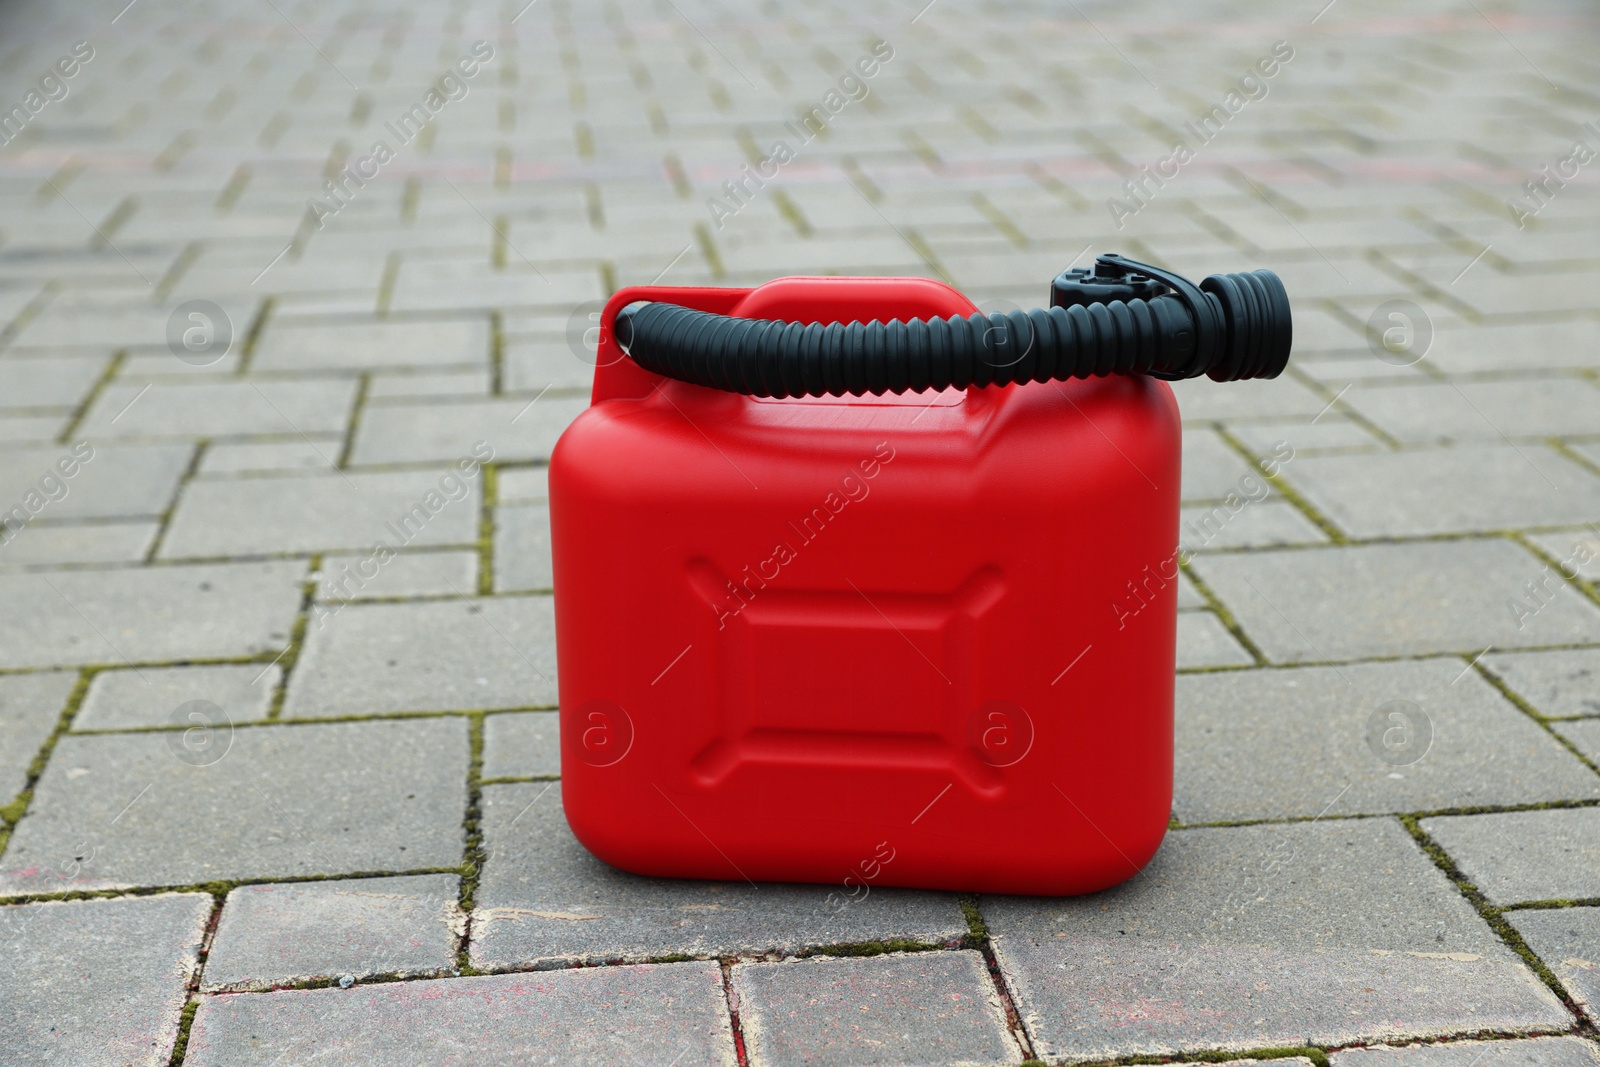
[611,255,1291,399]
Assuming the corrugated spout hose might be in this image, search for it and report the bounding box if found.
[611,255,1292,399]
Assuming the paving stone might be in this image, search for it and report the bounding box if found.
[368,369,491,398]
[1168,375,1332,421]
[0,560,305,669]
[497,465,549,503]
[74,663,277,731]
[1422,809,1600,904]
[732,952,1019,1067]
[1506,908,1600,1024]
[987,819,1568,1062]
[1175,659,1599,823]
[1179,499,1327,551]
[1175,611,1253,670]
[1228,418,1385,455]
[1332,1038,1600,1067]
[1180,429,1263,501]
[1192,541,1600,663]
[1553,719,1600,765]
[318,548,478,602]
[118,351,245,381]
[10,302,172,348]
[198,438,344,474]
[349,395,588,464]
[183,961,738,1067]
[389,262,600,313]
[0,442,192,521]
[284,596,557,716]
[0,718,467,894]
[0,893,211,1067]
[1345,379,1600,444]
[252,318,490,372]
[494,501,551,592]
[471,785,968,970]
[1284,445,1600,537]
[0,520,158,565]
[502,337,595,393]
[1482,649,1600,719]
[481,710,559,779]
[0,353,108,408]
[79,379,358,438]
[0,671,75,802]
[1295,352,1434,387]
[1423,320,1600,374]
[161,469,482,557]
[203,874,461,992]
[0,413,68,441]
[1528,527,1600,584]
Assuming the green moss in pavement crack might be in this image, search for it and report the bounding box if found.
[165,998,200,1066]
[455,713,488,973]
[959,893,987,949]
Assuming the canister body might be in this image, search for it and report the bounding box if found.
[551,276,1180,895]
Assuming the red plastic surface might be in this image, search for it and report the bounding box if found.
[550,275,1180,896]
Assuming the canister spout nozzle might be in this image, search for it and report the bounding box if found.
[608,257,1292,398]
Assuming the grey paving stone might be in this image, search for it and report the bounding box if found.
[1175,660,1599,824]
[79,379,358,439]
[496,464,549,502]
[1175,611,1253,669]
[0,560,305,669]
[0,442,192,521]
[1345,379,1600,444]
[1181,428,1261,501]
[74,663,277,731]
[1553,719,1600,765]
[1423,320,1600,374]
[0,671,75,802]
[0,353,108,408]
[1192,541,1600,663]
[1228,418,1385,456]
[732,952,1019,1067]
[494,501,551,592]
[503,337,595,393]
[198,438,344,474]
[1527,527,1600,584]
[318,548,478,602]
[284,596,557,717]
[1422,809,1600,904]
[1332,1038,1600,1067]
[0,413,68,441]
[481,711,559,779]
[183,961,738,1067]
[987,819,1568,1062]
[0,718,467,894]
[1507,908,1600,1024]
[1483,649,1600,718]
[0,520,157,565]
[1179,499,1327,551]
[1284,445,1600,537]
[203,874,461,992]
[1168,375,1332,421]
[161,469,481,557]
[10,302,170,347]
[349,395,588,464]
[471,785,967,970]
[252,318,490,372]
[0,893,211,1067]
[368,369,491,398]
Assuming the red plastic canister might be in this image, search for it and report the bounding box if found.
[550,275,1179,896]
